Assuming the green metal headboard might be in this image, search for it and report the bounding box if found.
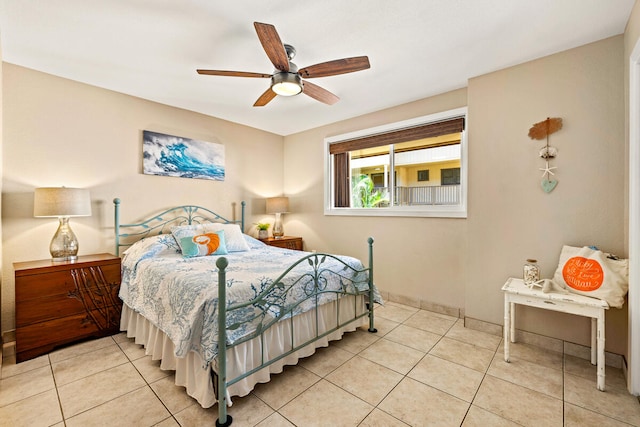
[113,198,245,256]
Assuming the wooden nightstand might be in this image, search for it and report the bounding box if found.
[14,253,122,362]
[261,236,303,251]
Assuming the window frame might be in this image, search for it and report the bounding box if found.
[324,107,468,218]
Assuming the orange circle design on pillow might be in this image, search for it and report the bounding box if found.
[562,256,604,291]
[193,233,220,254]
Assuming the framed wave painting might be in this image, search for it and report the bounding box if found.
[143,130,225,181]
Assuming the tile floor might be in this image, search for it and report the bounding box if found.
[1,302,640,426]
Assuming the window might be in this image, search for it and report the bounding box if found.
[324,107,467,218]
[441,168,460,185]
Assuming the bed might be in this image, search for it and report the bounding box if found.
[113,199,380,426]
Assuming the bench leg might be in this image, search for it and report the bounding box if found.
[591,317,597,365]
[504,296,510,362]
[596,312,606,391]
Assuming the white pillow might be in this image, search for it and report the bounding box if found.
[203,223,250,252]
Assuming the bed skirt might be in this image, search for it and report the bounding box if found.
[120,295,365,407]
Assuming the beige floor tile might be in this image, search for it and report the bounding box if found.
[154,417,181,427]
[57,362,146,418]
[502,340,563,370]
[255,412,296,427]
[564,354,628,391]
[379,377,469,426]
[279,379,373,427]
[403,309,457,335]
[368,315,400,337]
[462,405,520,426]
[252,364,320,409]
[447,320,501,351]
[0,354,49,379]
[564,372,640,425]
[0,389,62,427]
[173,403,218,427]
[117,337,149,361]
[0,365,55,407]
[488,353,563,399]
[65,386,170,427]
[564,402,634,427]
[133,354,172,383]
[359,408,409,426]
[150,374,198,414]
[408,354,484,402]
[359,337,425,375]
[332,328,380,354]
[52,343,128,386]
[376,303,418,323]
[298,344,354,377]
[473,375,563,427]
[225,394,275,426]
[326,355,403,405]
[49,336,116,363]
[384,324,442,353]
[430,337,494,372]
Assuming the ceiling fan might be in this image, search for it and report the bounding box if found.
[197,22,370,107]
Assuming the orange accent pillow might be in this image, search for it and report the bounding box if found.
[174,230,228,257]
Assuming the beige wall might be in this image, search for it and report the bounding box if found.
[467,36,627,354]
[285,36,627,354]
[284,89,469,310]
[0,33,3,338]
[1,64,284,332]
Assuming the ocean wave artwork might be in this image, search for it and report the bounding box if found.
[143,130,225,181]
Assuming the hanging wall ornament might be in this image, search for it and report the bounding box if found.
[528,117,562,193]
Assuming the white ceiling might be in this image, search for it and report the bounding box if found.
[0,1,635,136]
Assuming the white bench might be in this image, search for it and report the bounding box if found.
[502,277,609,391]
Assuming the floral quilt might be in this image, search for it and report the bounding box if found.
[119,234,379,364]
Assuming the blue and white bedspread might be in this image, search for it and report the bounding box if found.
[119,234,380,365]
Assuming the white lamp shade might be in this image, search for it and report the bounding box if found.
[266,197,289,214]
[34,187,92,217]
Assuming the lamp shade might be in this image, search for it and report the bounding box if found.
[34,187,92,218]
[266,197,289,214]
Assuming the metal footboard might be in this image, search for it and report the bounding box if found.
[214,237,377,427]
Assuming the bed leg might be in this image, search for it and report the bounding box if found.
[215,416,233,427]
[367,237,377,333]
[216,257,233,427]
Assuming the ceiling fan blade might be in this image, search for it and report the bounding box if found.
[197,69,271,78]
[302,81,339,105]
[298,56,370,78]
[253,88,277,107]
[254,22,290,72]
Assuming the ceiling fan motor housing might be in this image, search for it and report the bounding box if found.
[271,63,303,96]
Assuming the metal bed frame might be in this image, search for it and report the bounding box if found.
[113,199,377,426]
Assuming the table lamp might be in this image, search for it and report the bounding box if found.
[34,187,92,261]
[266,196,289,239]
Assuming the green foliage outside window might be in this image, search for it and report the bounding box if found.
[351,174,389,208]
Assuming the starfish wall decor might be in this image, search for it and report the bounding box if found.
[528,117,563,193]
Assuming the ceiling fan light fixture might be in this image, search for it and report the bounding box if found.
[271,72,302,96]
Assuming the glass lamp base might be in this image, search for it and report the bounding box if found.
[272,213,284,239]
[50,217,79,262]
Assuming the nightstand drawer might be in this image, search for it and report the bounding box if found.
[262,236,303,251]
[15,263,121,301]
[16,281,120,327]
[16,310,119,358]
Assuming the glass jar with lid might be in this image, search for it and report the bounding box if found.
[523,259,540,287]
